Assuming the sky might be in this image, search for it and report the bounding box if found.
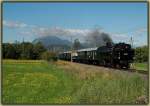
[3,2,148,47]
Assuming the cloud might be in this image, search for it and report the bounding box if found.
[11,23,146,46]
[19,31,33,36]
[67,29,90,36]
[30,27,90,37]
[3,20,90,37]
[110,28,148,47]
[133,27,147,36]
[134,40,147,47]
[3,20,147,47]
[110,33,130,42]
[3,20,27,28]
[31,27,69,36]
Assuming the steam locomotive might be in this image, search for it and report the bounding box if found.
[58,42,134,69]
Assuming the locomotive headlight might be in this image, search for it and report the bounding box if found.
[124,53,128,55]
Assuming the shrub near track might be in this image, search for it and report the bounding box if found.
[2,60,148,104]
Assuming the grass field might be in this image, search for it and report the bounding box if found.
[2,60,148,104]
[133,63,148,71]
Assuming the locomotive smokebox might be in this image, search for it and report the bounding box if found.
[106,42,113,47]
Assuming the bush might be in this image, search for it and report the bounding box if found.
[134,46,148,63]
[41,51,58,61]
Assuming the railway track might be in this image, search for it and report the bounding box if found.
[71,61,148,75]
[122,68,148,74]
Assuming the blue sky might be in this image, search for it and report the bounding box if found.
[3,2,148,47]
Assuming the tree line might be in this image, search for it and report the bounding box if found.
[2,42,47,60]
[2,39,81,61]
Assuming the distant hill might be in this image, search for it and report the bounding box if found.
[32,36,72,52]
[32,36,93,52]
[32,36,72,47]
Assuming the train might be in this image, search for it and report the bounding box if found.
[58,42,135,69]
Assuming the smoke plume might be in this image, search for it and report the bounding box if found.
[85,28,113,47]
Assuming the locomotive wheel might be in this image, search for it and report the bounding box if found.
[103,60,106,66]
[124,65,129,69]
[116,64,121,69]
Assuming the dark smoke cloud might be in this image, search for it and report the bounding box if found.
[85,29,113,47]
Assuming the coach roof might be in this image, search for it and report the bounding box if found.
[77,47,98,52]
[60,47,98,54]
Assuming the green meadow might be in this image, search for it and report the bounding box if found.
[2,60,148,104]
[133,63,148,71]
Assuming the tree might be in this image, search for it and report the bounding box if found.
[73,39,81,50]
[41,51,57,61]
[14,42,22,59]
[135,46,148,63]
[3,43,16,59]
[20,42,34,59]
[32,42,46,59]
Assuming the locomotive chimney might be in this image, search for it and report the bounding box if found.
[106,42,112,47]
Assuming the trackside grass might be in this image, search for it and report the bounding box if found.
[2,60,148,104]
[133,63,148,71]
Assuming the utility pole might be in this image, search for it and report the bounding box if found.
[22,38,25,58]
[130,36,133,48]
[71,36,73,62]
[130,36,135,69]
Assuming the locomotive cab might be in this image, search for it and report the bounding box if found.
[97,43,113,66]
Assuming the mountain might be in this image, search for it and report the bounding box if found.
[32,36,92,52]
[32,36,72,47]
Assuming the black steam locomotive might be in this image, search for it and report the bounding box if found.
[58,42,134,69]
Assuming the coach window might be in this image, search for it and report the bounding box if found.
[87,51,90,56]
[93,51,94,57]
